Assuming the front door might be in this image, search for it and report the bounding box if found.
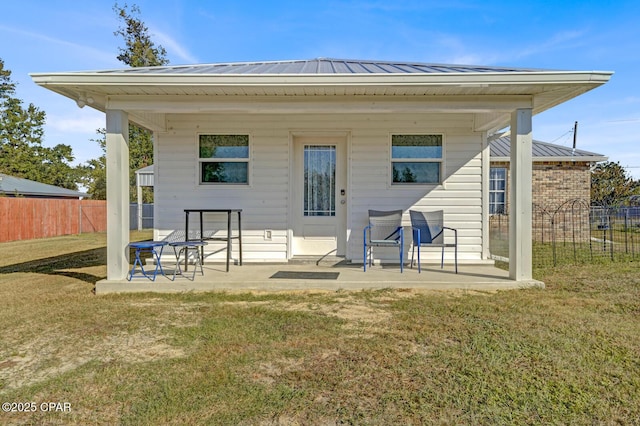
[292,136,347,257]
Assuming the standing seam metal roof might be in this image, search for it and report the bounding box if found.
[490,137,606,160]
[94,58,551,75]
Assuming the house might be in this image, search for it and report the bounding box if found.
[489,137,608,214]
[31,58,612,284]
[138,135,607,218]
[0,173,86,199]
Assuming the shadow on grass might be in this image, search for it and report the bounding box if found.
[0,245,148,285]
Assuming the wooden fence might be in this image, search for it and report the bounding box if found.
[0,198,107,242]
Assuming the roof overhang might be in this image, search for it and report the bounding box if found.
[31,69,613,133]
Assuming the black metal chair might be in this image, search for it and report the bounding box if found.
[363,209,404,272]
[409,210,458,273]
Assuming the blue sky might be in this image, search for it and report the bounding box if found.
[2,1,639,177]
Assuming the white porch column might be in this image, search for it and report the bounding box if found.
[481,131,491,260]
[136,173,143,231]
[106,110,130,280]
[509,108,533,281]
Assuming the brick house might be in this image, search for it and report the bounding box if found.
[489,136,607,214]
[489,136,607,244]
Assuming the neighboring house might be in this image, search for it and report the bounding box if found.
[0,173,86,199]
[489,137,608,214]
[31,58,613,283]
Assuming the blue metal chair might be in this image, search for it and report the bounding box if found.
[409,210,458,273]
[127,241,168,281]
[363,209,404,272]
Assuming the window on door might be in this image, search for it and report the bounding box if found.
[304,145,336,216]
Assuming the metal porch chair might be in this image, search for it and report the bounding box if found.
[363,209,404,272]
[409,210,458,273]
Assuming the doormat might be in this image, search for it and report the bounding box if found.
[270,271,340,280]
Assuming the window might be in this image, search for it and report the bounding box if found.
[489,167,507,214]
[199,135,249,184]
[304,145,336,216]
[391,134,443,184]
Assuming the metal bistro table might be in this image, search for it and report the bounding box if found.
[184,209,243,272]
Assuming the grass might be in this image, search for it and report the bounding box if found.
[1,232,640,424]
[490,230,640,268]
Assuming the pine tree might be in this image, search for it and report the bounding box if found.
[86,3,169,201]
[0,59,80,190]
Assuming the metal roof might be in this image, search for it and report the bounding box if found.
[135,165,154,187]
[490,137,607,162]
[0,174,86,198]
[30,58,613,134]
[87,58,550,75]
[135,165,154,174]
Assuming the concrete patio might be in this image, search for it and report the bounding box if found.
[95,259,544,294]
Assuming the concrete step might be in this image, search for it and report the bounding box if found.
[289,255,349,267]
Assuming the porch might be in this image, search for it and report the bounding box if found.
[95,259,544,294]
[32,59,612,288]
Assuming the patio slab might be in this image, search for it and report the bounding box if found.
[95,261,544,294]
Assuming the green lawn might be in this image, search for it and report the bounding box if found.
[1,232,639,424]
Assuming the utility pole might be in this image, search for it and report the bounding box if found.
[572,121,578,160]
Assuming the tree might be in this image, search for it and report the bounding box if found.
[114,2,167,202]
[591,161,640,206]
[0,59,81,190]
[85,3,168,201]
[114,3,169,68]
[40,143,83,190]
[81,129,107,200]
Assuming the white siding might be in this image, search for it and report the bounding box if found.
[155,113,485,264]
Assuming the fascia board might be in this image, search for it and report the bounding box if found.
[30,70,614,88]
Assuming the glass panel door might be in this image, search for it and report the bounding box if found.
[292,136,346,257]
[304,145,336,217]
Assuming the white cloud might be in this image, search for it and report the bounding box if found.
[511,29,588,61]
[152,28,199,64]
[47,113,104,134]
[0,24,115,67]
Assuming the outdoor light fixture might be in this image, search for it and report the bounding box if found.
[76,93,94,108]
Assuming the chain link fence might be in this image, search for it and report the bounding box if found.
[490,198,640,268]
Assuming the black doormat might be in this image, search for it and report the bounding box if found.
[270,271,340,280]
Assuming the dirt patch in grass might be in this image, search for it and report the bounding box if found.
[0,326,186,391]
[223,294,393,332]
[0,296,209,391]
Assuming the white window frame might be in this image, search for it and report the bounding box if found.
[390,134,444,185]
[489,167,507,214]
[198,134,250,185]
